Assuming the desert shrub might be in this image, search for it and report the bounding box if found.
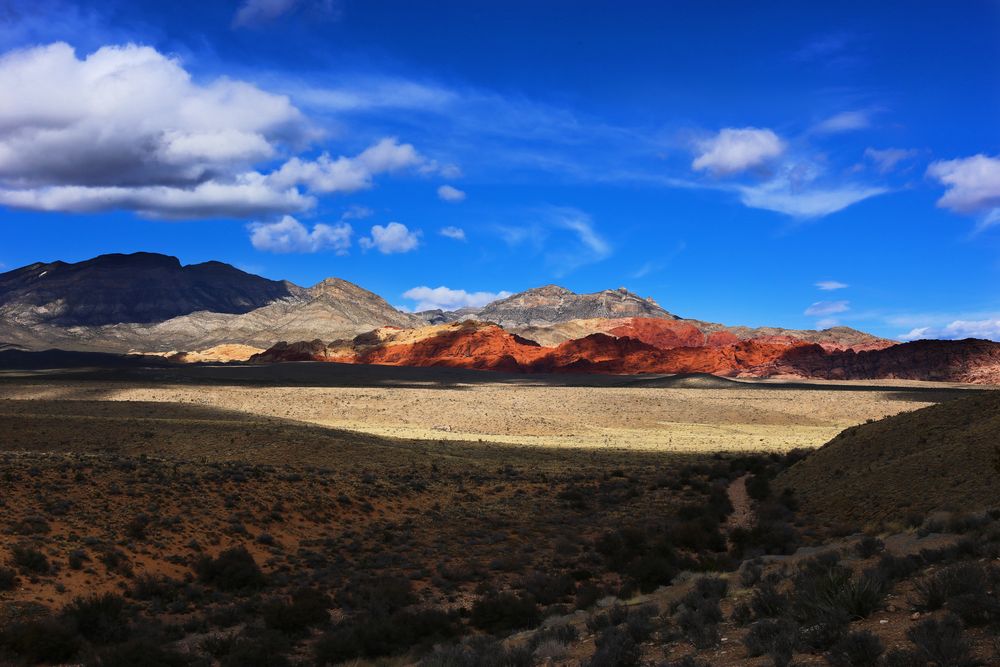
[730,518,799,558]
[673,583,724,649]
[627,552,679,593]
[418,638,532,667]
[195,546,265,593]
[855,535,885,559]
[912,562,986,611]
[740,559,764,587]
[220,630,290,667]
[521,571,575,605]
[826,630,884,667]
[315,608,461,664]
[12,544,49,574]
[905,613,980,667]
[528,623,579,650]
[877,553,924,582]
[130,574,180,603]
[880,648,928,667]
[575,582,602,609]
[86,637,192,667]
[731,600,753,626]
[0,617,80,663]
[947,592,1000,628]
[337,574,415,614]
[746,473,771,501]
[794,564,887,622]
[0,566,17,590]
[663,657,711,667]
[586,605,630,633]
[470,591,540,634]
[743,618,798,667]
[262,587,330,634]
[587,626,640,667]
[624,604,658,643]
[751,580,789,619]
[62,592,130,644]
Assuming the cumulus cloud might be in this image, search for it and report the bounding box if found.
[248,215,352,253]
[813,111,871,134]
[268,137,426,194]
[439,226,466,240]
[899,318,1000,342]
[0,43,436,220]
[864,147,918,174]
[816,280,848,291]
[926,154,1000,216]
[402,286,511,312]
[359,222,420,254]
[692,128,785,175]
[804,300,850,317]
[437,184,466,202]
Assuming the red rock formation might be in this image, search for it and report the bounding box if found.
[251,322,1000,385]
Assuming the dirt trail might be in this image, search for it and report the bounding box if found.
[726,474,754,532]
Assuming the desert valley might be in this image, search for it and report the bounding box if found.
[2,2,999,666]
[1,253,998,667]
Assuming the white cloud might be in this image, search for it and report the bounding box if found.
[899,319,1000,342]
[813,111,871,134]
[926,154,1000,215]
[815,280,848,291]
[268,137,426,194]
[864,147,917,174]
[804,300,850,317]
[0,175,312,219]
[248,215,351,254]
[0,43,303,186]
[0,43,437,220]
[692,128,785,175]
[437,184,466,202]
[439,226,466,240]
[815,317,841,329]
[737,179,887,218]
[359,222,420,254]
[402,286,511,312]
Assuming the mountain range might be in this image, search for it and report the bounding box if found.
[2,252,998,383]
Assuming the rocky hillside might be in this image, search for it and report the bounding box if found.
[474,285,677,327]
[0,252,300,326]
[778,389,1000,525]
[0,254,422,353]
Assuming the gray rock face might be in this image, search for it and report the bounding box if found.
[0,252,301,326]
[474,285,677,327]
[0,254,422,352]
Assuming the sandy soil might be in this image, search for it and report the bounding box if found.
[0,364,979,453]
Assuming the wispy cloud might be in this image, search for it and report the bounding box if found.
[812,110,871,134]
[864,147,918,174]
[805,300,850,317]
[232,0,341,28]
[495,206,611,277]
[815,280,848,291]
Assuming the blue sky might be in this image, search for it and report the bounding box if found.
[1,1,999,339]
